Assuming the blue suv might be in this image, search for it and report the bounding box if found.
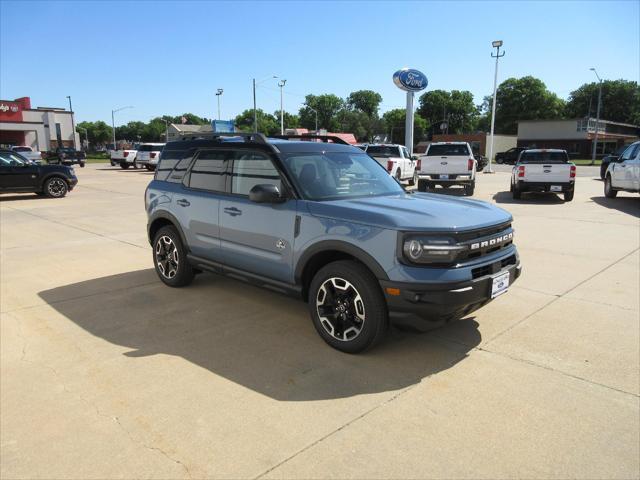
[145,133,521,353]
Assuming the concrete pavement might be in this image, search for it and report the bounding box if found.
[1,164,638,479]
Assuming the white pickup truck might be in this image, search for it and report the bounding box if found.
[110,149,138,169]
[363,144,417,185]
[135,143,165,171]
[510,149,576,201]
[604,140,640,198]
[11,146,42,164]
[417,142,476,195]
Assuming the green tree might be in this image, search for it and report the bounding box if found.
[336,110,369,141]
[234,109,279,135]
[346,90,383,118]
[485,76,565,134]
[382,109,427,145]
[77,120,112,146]
[299,94,344,131]
[273,111,300,130]
[417,89,479,134]
[565,79,640,124]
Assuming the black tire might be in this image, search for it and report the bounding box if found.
[600,163,607,180]
[43,176,68,198]
[408,170,417,186]
[512,184,522,200]
[395,169,402,182]
[79,162,85,168]
[564,190,574,202]
[308,260,388,353]
[145,165,151,171]
[604,175,618,198]
[120,162,129,170]
[464,181,475,196]
[417,179,428,192]
[152,225,195,287]
[496,157,504,164]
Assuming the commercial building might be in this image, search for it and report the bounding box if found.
[0,97,79,152]
[517,118,640,157]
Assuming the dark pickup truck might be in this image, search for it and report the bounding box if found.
[46,147,86,167]
[496,147,527,165]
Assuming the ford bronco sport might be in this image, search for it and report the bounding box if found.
[145,133,521,353]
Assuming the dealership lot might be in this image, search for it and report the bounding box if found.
[1,164,638,479]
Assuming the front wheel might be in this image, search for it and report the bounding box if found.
[604,175,618,198]
[309,260,388,353]
[79,162,85,168]
[496,157,504,164]
[44,177,68,198]
[395,169,402,182]
[152,226,195,287]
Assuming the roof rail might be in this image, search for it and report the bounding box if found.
[176,131,270,145]
[272,134,350,145]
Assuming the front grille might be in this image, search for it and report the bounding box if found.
[472,254,517,279]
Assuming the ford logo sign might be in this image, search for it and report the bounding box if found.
[393,68,428,92]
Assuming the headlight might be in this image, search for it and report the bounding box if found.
[402,236,465,264]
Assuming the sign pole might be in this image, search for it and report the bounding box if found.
[405,91,415,155]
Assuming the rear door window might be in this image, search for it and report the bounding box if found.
[426,144,469,156]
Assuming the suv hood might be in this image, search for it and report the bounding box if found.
[305,193,512,232]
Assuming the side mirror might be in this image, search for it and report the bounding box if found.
[249,184,286,203]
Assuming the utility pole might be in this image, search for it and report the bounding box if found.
[486,40,505,174]
[216,88,223,120]
[111,105,133,150]
[252,75,277,133]
[66,96,77,150]
[590,68,603,165]
[278,79,287,135]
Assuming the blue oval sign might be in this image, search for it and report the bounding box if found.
[393,68,428,92]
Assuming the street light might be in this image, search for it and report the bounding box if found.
[590,68,603,165]
[111,105,133,150]
[278,80,287,135]
[66,96,77,150]
[161,119,169,142]
[302,103,318,132]
[77,126,88,151]
[252,75,278,132]
[486,40,505,174]
[216,88,223,120]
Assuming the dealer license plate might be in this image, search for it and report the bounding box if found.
[440,174,449,180]
[491,271,510,298]
[550,185,562,192]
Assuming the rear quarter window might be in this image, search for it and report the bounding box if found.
[156,149,193,182]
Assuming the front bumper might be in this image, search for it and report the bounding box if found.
[68,177,78,190]
[380,256,521,328]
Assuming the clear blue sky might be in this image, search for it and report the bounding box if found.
[1,0,638,125]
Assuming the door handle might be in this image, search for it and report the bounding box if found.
[224,207,242,216]
[176,199,190,207]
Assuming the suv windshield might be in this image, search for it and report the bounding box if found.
[519,151,569,163]
[138,144,164,152]
[366,146,399,157]
[282,152,404,201]
[426,144,469,156]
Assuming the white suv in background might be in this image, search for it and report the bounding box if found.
[135,143,165,171]
[363,144,417,185]
[417,142,476,195]
[605,140,640,197]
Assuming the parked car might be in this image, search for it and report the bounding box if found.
[417,142,477,195]
[135,143,165,171]
[495,147,527,165]
[145,133,521,353]
[46,147,86,167]
[600,145,629,180]
[110,149,138,169]
[362,144,417,185]
[604,141,640,197]
[0,149,77,197]
[11,145,42,164]
[510,149,576,201]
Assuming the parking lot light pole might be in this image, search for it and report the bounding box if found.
[161,119,169,142]
[278,79,287,135]
[216,88,223,120]
[66,96,77,151]
[111,105,133,150]
[486,40,505,175]
[252,75,278,133]
[303,104,318,132]
[590,68,603,166]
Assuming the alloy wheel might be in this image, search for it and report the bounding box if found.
[155,235,179,279]
[316,277,366,341]
[47,178,67,197]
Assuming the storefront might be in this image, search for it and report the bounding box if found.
[0,97,79,152]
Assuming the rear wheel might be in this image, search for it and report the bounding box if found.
[152,226,195,287]
[464,181,475,196]
[496,157,504,164]
[309,260,388,353]
[512,182,522,199]
[79,161,85,168]
[44,177,68,198]
[408,170,418,186]
[395,169,402,182]
[417,179,428,192]
[120,162,129,170]
[604,175,618,198]
[564,190,574,202]
[600,163,607,180]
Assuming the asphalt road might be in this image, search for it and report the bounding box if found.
[1,163,638,479]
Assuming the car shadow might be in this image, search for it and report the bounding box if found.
[39,269,480,402]
[0,193,45,201]
[591,196,640,217]
[493,191,564,205]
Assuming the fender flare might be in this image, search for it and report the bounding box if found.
[294,240,389,284]
[38,173,71,190]
[147,210,188,247]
